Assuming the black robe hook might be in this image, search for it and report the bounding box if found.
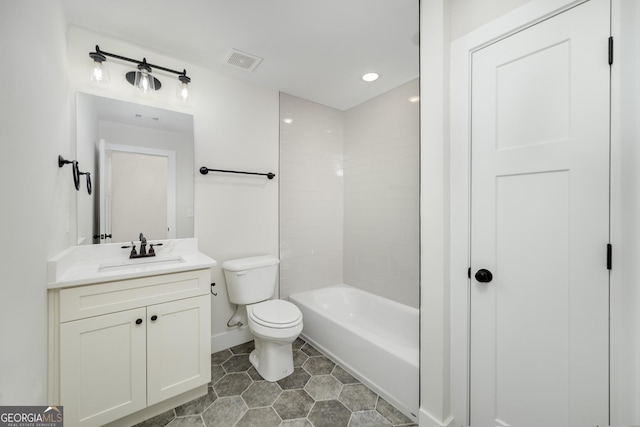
[58,155,80,191]
[79,171,92,195]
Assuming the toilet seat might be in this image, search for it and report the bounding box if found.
[248,300,302,329]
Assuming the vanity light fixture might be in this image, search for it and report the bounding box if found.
[89,45,192,101]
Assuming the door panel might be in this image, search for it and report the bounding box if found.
[146,295,211,405]
[470,1,610,426]
[495,171,570,424]
[110,151,168,242]
[60,308,146,426]
[496,41,570,150]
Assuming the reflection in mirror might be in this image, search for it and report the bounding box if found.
[76,93,194,244]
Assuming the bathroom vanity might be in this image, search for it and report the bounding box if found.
[47,239,215,427]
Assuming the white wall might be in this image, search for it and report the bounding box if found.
[344,79,420,307]
[611,0,640,423]
[419,0,451,423]
[67,27,279,351]
[279,93,345,298]
[0,0,71,405]
[449,0,531,40]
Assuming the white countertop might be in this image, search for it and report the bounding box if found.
[47,238,217,289]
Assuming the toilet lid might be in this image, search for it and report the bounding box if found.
[250,300,302,329]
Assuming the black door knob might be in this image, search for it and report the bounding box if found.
[475,269,493,283]
[135,318,143,325]
[151,315,158,321]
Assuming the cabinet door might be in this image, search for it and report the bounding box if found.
[146,295,211,405]
[60,308,146,427]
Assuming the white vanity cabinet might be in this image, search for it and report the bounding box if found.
[50,268,212,427]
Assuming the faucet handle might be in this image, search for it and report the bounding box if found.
[149,243,163,255]
[121,242,137,257]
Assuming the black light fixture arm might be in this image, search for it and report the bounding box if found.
[92,45,190,79]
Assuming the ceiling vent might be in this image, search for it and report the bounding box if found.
[225,49,263,72]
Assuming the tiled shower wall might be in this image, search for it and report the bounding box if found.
[343,80,420,307]
[279,94,345,298]
[280,79,419,307]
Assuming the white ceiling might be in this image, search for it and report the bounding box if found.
[61,0,420,111]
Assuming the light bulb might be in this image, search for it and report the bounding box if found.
[134,60,155,93]
[92,63,103,81]
[89,51,109,84]
[140,73,150,91]
[134,70,155,93]
[177,73,191,102]
[179,82,190,101]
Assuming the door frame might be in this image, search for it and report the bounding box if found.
[447,0,603,424]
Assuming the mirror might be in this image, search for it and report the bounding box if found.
[76,93,194,244]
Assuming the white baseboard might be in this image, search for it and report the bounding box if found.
[210,326,253,353]
[419,408,456,427]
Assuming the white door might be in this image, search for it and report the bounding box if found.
[470,1,610,426]
[110,151,168,242]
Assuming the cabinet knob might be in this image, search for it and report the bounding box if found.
[151,315,158,321]
[474,268,493,283]
[135,318,143,325]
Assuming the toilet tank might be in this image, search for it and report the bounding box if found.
[222,256,280,305]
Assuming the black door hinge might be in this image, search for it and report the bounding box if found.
[607,243,612,270]
[609,36,614,66]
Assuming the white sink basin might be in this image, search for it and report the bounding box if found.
[97,256,186,272]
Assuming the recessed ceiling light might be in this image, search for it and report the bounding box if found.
[408,96,420,103]
[361,72,379,82]
[283,118,293,124]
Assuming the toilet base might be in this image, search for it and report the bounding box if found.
[249,338,294,382]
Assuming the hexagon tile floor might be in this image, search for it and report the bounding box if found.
[133,338,417,427]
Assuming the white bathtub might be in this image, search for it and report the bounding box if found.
[289,284,419,421]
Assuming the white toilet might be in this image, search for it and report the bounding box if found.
[222,255,303,382]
